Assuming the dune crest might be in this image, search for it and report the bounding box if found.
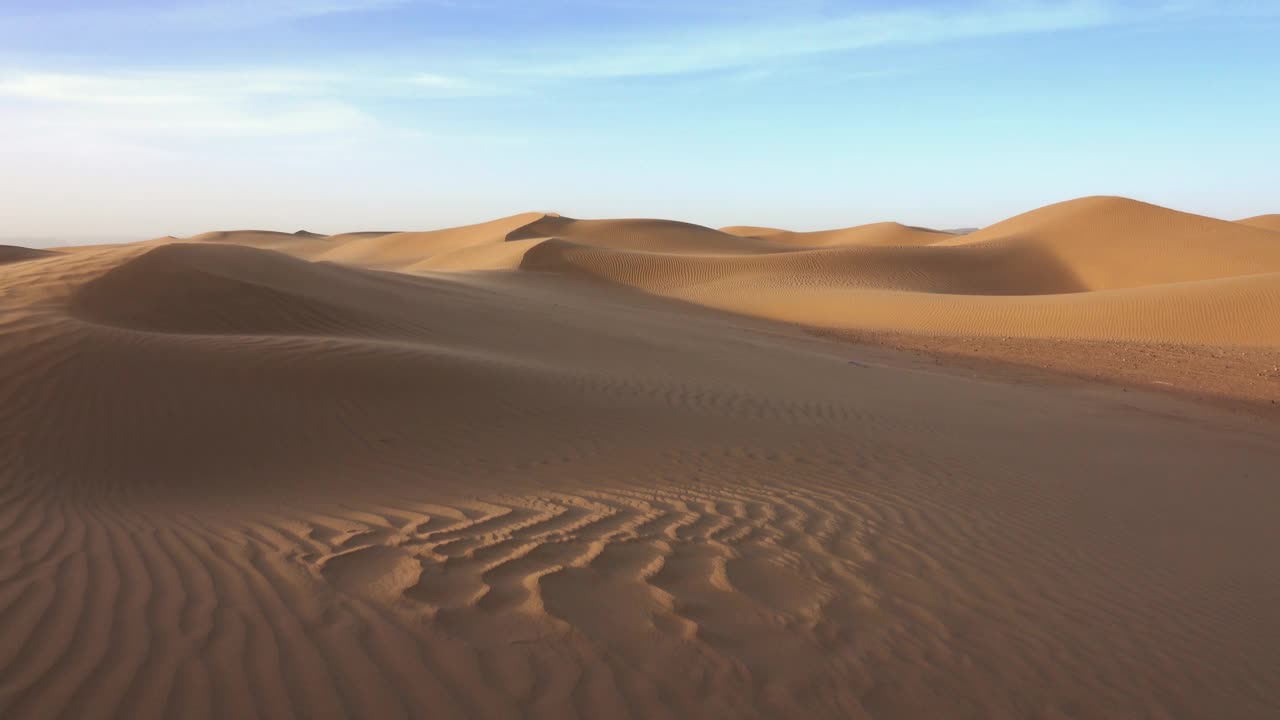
[0,245,59,265]
[721,221,956,247]
[505,197,1280,346]
[317,212,551,269]
[1238,213,1280,231]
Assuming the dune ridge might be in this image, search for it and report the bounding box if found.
[65,196,1279,348]
[720,221,956,247]
[508,197,1280,346]
[135,196,1280,348]
[1238,213,1280,232]
[2,196,1280,719]
[0,245,59,265]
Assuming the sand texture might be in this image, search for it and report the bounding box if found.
[2,196,1279,719]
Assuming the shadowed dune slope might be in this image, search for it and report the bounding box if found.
[521,240,1280,345]
[324,230,399,242]
[52,229,352,260]
[318,214,791,272]
[188,229,315,244]
[1,243,745,499]
[520,236,1091,295]
[68,243,428,337]
[0,245,59,265]
[318,212,550,268]
[179,229,337,258]
[508,215,788,254]
[508,197,1280,346]
[939,196,1280,289]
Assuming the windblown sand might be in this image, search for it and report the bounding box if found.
[2,196,1279,719]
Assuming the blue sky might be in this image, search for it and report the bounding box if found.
[1,0,1277,239]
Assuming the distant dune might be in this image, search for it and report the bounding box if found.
[517,197,1280,345]
[2,197,1279,719]
[1238,213,1280,231]
[0,244,59,265]
[720,221,957,247]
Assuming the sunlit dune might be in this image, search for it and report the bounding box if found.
[1237,213,1280,232]
[720,221,957,247]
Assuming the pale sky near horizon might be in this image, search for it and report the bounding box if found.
[1,0,1277,242]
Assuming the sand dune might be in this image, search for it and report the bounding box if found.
[510,197,1280,345]
[1238,213,1280,232]
[177,229,337,258]
[0,245,59,265]
[508,215,789,254]
[187,229,320,245]
[521,239,1280,344]
[941,196,1280,287]
[720,221,956,247]
[3,197,1280,719]
[319,213,546,269]
[316,213,789,272]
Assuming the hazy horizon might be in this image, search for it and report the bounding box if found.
[0,196,1269,250]
[3,0,1277,238]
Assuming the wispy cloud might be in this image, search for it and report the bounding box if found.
[0,70,341,105]
[0,1,1215,145]
[2,2,1250,88]
[0,1,1264,148]
[493,0,1183,79]
[8,0,415,31]
[0,69,493,105]
[0,66,508,142]
[0,71,375,142]
[3,99,376,141]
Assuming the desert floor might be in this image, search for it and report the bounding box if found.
[2,196,1279,719]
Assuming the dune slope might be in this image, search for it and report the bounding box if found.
[0,245,59,265]
[511,197,1280,346]
[1238,213,1280,232]
[721,221,956,247]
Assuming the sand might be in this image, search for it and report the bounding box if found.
[1239,214,1280,232]
[2,196,1279,719]
[0,245,59,265]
